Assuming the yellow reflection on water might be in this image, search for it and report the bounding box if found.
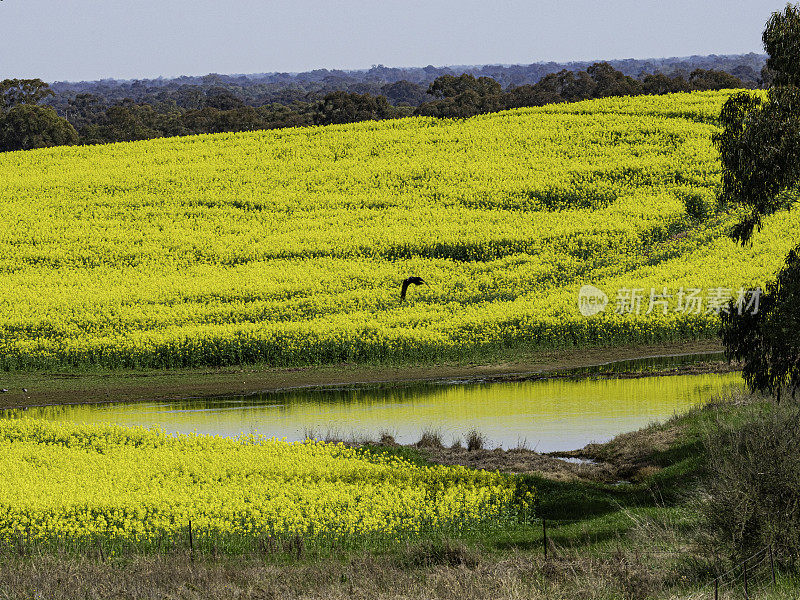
[11,372,743,452]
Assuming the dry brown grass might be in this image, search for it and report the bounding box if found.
[419,445,616,483]
[0,548,690,600]
[416,428,445,449]
[378,430,397,445]
[466,428,486,452]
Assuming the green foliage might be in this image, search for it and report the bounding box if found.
[690,68,746,91]
[0,79,72,152]
[77,101,316,144]
[721,248,800,399]
[0,65,749,152]
[641,72,692,95]
[534,69,598,102]
[587,62,641,98]
[416,74,505,118]
[424,64,747,119]
[90,104,163,142]
[0,78,54,110]
[427,74,503,100]
[0,104,78,152]
[314,91,395,126]
[714,88,800,242]
[714,4,800,243]
[764,3,800,88]
[716,3,800,402]
[701,401,800,563]
[382,80,431,106]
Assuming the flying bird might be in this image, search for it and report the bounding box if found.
[400,276,427,301]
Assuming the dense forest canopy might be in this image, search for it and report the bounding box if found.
[46,53,767,105]
[0,53,767,151]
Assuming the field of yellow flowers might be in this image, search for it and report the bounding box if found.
[0,419,528,553]
[0,90,795,370]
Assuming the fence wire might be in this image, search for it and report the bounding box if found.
[684,544,775,600]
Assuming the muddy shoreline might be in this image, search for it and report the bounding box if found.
[379,410,690,486]
[0,339,730,410]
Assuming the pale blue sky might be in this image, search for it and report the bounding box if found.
[0,0,782,82]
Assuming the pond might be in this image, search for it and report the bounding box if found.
[4,354,744,452]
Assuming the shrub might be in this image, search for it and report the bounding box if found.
[398,539,477,568]
[466,428,486,452]
[700,401,800,564]
[676,187,713,221]
[378,430,396,445]
[416,428,444,449]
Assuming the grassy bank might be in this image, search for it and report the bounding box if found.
[1,390,799,599]
[0,339,724,409]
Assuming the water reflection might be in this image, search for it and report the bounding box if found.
[5,369,743,452]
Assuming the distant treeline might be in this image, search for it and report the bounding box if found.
[47,52,767,107]
[0,54,768,152]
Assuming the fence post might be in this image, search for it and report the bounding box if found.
[770,544,776,586]
[743,559,749,599]
[542,518,547,560]
[188,520,193,557]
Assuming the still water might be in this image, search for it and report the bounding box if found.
[7,365,744,452]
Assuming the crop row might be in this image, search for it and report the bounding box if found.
[0,90,792,369]
[0,419,530,552]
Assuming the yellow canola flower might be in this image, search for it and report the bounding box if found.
[0,90,786,369]
[0,419,530,544]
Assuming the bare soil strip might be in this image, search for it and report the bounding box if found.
[0,339,727,410]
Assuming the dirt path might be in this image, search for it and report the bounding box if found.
[0,339,727,409]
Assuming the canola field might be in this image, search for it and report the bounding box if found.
[0,90,795,370]
[0,419,526,552]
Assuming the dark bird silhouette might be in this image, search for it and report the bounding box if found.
[400,276,427,301]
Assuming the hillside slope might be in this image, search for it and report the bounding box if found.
[0,90,794,370]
